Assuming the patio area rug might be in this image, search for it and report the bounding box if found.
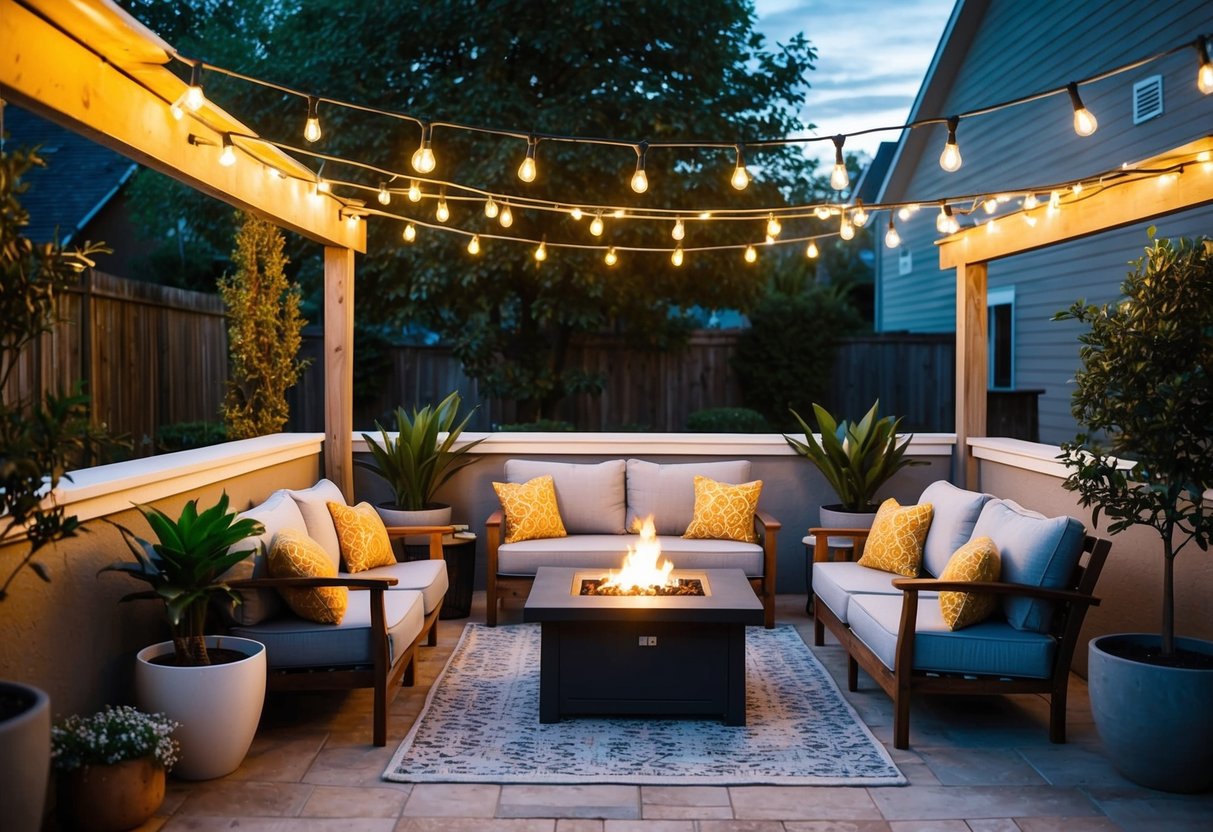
[384,623,905,785]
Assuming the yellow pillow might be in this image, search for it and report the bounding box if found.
[682,475,763,543]
[939,536,1002,630]
[268,529,347,624]
[493,475,568,544]
[856,498,934,577]
[327,501,397,573]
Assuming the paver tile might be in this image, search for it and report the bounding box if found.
[964,819,1021,832]
[556,821,604,832]
[163,819,394,831]
[1012,819,1121,832]
[641,786,731,806]
[302,785,408,817]
[915,748,1046,786]
[401,784,501,817]
[174,781,313,816]
[395,820,554,832]
[498,785,641,820]
[871,786,1100,821]
[603,821,694,831]
[1015,745,1138,788]
[888,821,970,831]
[783,823,893,832]
[729,786,882,820]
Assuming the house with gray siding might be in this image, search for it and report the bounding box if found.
[875,0,1213,444]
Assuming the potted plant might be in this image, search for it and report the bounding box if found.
[1055,231,1213,793]
[52,705,179,831]
[101,493,268,780]
[357,391,485,527]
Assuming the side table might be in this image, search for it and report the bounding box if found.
[402,533,477,619]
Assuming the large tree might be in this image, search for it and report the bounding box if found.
[124,0,827,420]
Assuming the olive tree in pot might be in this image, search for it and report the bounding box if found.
[1055,232,1213,793]
[357,391,485,529]
[102,494,268,779]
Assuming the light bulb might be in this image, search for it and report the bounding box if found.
[517,137,537,182]
[315,178,330,195]
[938,115,962,172]
[1049,190,1061,211]
[983,198,997,214]
[814,206,832,220]
[806,241,819,258]
[897,206,911,221]
[411,124,436,173]
[185,85,205,111]
[829,135,849,190]
[589,213,604,237]
[839,218,855,241]
[604,247,618,267]
[534,241,547,262]
[631,143,649,193]
[851,205,868,227]
[346,213,360,228]
[408,181,422,202]
[403,223,416,243]
[744,245,757,263]
[884,219,900,249]
[731,144,749,190]
[672,219,685,241]
[170,99,185,121]
[570,207,583,220]
[947,214,960,234]
[499,203,513,227]
[766,215,782,237]
[377,182,391,205]
[1200,60,1213,95]
[1067,82,1098,136]
[218,134,236,167]
[484,196,498,218]
[435,196,449,223]
[303,96,322,143]
[671,247,684,267]
[467,235,480,256]
[1023,193,1039,210]
[1072,182,1083,196]
[698,211,712,220]
[764,234,775,245]
[936,204,951,233]
[613,209,626,218]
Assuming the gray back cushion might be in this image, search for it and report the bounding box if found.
[505,459,627,534]
[221,490,307,624]
[284,478,346,570]
[918,480,993,577]
[625,459,751,535]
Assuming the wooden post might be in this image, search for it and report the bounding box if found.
[954,260,988,488]
[324,247,355,499]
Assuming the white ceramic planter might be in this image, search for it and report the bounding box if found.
[375,503,452,545]
[135,636,266,780]
[1088,633,1213,793]
[0,681,50,832]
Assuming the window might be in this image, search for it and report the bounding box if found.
[988,287,1015,390]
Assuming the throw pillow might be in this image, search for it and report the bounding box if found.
[493,475,568,544]
[327,501,397,573]
[682,475,763,543]
[938,536,1002,630]
[856,498,935,577]
[268,528,347,624]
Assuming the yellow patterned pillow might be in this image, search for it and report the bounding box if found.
[939,536,1002,630]
[683,476,763,543]
[268,529,347,624]
[856,498,934,577]
[327,501,397,573]
[493,475,568,544]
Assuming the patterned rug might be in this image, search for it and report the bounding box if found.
[384,623,905,785]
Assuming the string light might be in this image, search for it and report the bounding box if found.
[170,97,185,121]
[589,212,604,236]
[671,247,684,267]
[672,218,685,241]
[184,61,205,111]
[935,203,958,234]
[534,241,547,262]
[939,115,962,172]
[1067,82,1098,136]
[731,144,750,190]
[403,223,416,243]
[499,202,514,227]
[630,142,649,193]
[806,241,819,258]
[898,204,917,221]
[612,209,626,218]
[1023,193,1039,210]
[829,135,849,191]
[698,211,712,220]
[314,177,330,196]
[744,244,758,263]
[517,135,538,183]
[435,191,450,223]
[570,207,583,220]
[1072,182,1083,196]
[411,123,436,173]
[377,181,391,205]
[884,216,900,248]
[218,134,236,167]
[484,195,499,218]
[408,180,422,202]
[467,234,481,255]
[851,202,868,227]
[1049,190,1062,211]
[839,215,855,241]
[983,197,998,214]
[766,214,782,237]
[814,205,832,220]
[604,247,618,266]
[303,96,322,143]
[1199,36,1213,94]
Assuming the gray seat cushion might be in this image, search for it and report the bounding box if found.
[231,588,424,670]
[354,559,449,615]
[918,480,993,577]
[504,459,627,534]
[625,459,751,534]
[813,561,939,624]
[847,594,1057,679]
[497,534,763,576]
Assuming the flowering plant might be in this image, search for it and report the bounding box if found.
[51,705,180,772]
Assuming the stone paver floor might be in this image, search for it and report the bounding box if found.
[118,594,1212,832]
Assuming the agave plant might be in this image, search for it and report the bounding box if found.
[785,400,924,512]
[101,493,263,666]
[356,391,485,511]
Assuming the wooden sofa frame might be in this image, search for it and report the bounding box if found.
[810,527,1112,749]
[486,510,781,628]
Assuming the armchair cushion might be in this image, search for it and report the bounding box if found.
[355,559,449,615]
[971,500,1085,632]
[222,490,303,625]
[813,561,940,625]
[327,501,396,573]
[285,479,346,569]
[938,537,1002,630]
[856,498,934,577]
[625,459,751,535]
[505,459,626,534]
[268,529,348,624]
[493,475,568,543]
[847,594,1057,679]
[497,534,764,576]
[682,476,762,543]
[918,481,993,577]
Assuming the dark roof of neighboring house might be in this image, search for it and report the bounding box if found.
[852,141,897,205]
[2,102,137,244]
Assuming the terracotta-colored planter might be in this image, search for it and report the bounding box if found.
[57,756,165,831]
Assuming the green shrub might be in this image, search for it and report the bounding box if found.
[686,407,770,433]
[495,419,576,432]
[155,421,228,453]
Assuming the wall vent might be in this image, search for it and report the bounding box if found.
[1132,75,1164,124]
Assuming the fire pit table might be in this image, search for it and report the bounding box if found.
[522,566,764,725]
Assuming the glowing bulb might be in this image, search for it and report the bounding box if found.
[764,234,775,245]
[948,215,960,234]
[766,215,782,237]
[377,182,391,205]
[467,235,481,255]
[672,219,685,241]
[218,135,236,167]
[936,204,952,234]
[1049,190,1061,211]
[671,247,684,267]
[1200,60,1213,94]
[897,207,911,221]
[484,196,498,218]
[1072,182,1083,196]
[698,211,712,220]
[604,247,618,267]
[403,223,416,243]
[570,207,583,220]
[303,96,322,143]
[534,241,547,262]
[613,209,626,218]
[346,213,361,228]
[517,137,538,182]
[829,135,849,190]
[744,245,758,263]
[814,206,832,220]
[170,99,185,121]
[983,198,997,214]
[408,181,422,202]
[1023,193,1039,210]
[411,124,436,173]
[806,241,819,258]
[1067,83,1098,136]
[631,143,649,193]
[435,197,450,223]
[839,217,855,241]
[499,203,513,227]
[851,205,868,227]
[884,219,900,249]
[589,214,604,237]
[731,144,749,190]
[316,179,330,194]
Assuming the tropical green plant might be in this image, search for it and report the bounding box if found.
[686,407,770,433]
[51,705,180,773]
[1054,231,1213,661]
[357,391,485,511]
[785,400,924,512]
[101,493,264,666]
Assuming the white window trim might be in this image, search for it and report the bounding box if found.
[988,286,1016,391]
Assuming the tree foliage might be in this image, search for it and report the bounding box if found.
[219,212,308,439]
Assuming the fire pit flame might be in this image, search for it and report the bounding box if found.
[600,515,676,593]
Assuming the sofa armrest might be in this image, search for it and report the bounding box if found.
[384,525,457,560]
[808,527,872,563]
[891,577,1102,607]
[229,575,399,591]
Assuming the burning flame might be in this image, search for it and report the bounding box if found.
[600,515,676,592]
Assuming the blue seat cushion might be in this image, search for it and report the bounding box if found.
[847,594,1057,679]
[813,561,938,624]
[917,481,993,578]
